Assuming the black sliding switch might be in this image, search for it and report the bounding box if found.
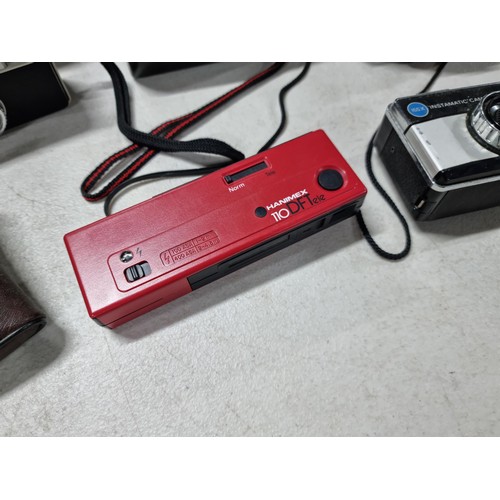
[124,261,152,283]
[224,161,268,184]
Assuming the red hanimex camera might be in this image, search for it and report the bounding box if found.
[64,130,367,328]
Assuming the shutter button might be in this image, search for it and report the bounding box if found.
[317,169,344,190]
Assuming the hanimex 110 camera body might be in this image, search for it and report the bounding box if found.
[375,82,500,221]
[64,130,367,328]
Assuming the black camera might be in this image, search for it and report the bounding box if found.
[375,82,500,220]
[0,62,70,135]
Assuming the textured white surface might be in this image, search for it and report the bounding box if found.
[1,62,500,436]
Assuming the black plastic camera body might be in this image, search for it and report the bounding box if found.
[0,63,70,135]
[375,82,500,221]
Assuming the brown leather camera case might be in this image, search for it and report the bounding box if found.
[0,262,46,361]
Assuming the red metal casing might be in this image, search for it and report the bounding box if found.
[64,130,367,328]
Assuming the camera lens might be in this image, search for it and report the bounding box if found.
[487,101,500,128]
[468,91,500,154]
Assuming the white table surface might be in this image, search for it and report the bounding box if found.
[1,62,499,436]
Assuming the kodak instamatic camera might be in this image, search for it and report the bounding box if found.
[64,130,367,328]
[375,82,500,220]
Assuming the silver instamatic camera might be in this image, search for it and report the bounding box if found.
[375,82,500,220]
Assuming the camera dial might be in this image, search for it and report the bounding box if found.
[468,91,500,154]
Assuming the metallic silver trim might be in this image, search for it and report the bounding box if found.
[47,63,71,106]
[0,99,6,136]
[0,62,31,74]
[415,198,426,209]
[425,171,500,192]
[386,110,500,193]
[406,113,496,178]
[386,102,410,135]
[469,91,500,151]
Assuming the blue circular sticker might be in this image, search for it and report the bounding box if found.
[407,102,429,118]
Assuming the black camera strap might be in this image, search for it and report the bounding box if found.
[356,63,447,260]
[82,63,313,214]
[355,132,412,260]
[100,63,311,216]
[101,62,248,161]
